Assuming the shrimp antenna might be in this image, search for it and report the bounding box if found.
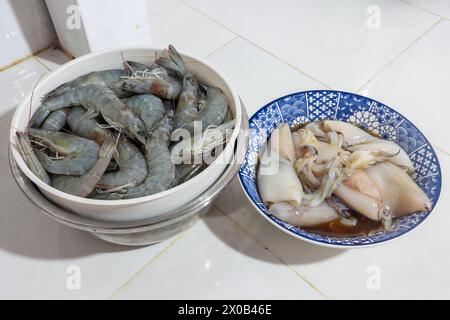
[28,73,47,127]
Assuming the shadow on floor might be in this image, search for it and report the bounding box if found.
[203,178,346,265]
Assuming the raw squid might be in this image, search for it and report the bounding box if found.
[292,128,346,162]
[292,128,319,150]
[365,162,432,217]
[270,123,296,164]
[269,202,338,227]
[323,120,377,146]
[258,119,431,234]
[348,140,414,175]
[258,124,303,206]
[258,158,303,206]
[333,170,383,221]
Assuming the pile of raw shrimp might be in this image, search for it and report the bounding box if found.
[17,45,233,200]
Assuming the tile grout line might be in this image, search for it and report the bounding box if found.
[400,0,449,20]
[213,205,329,300]
[106,230,193,300]
[355,17,444,92]
[0,42,57,72]
[239,37,331,89]
[34,57,52,72]
[177,0,332,89]
[204,35,240,59]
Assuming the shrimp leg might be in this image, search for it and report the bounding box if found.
[51,135,116,197]
[162,46,199,132]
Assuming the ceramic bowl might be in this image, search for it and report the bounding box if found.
[10,47,242,222]
[239,90,442,248]
[9,103,248,246]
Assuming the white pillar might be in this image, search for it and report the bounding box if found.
[45,0,152,58]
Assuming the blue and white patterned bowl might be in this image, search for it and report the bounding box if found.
[239,90,442,248]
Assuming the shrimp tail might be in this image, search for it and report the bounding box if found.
[16,131,51,184]
[167,44,186,75]
[156,57,184,78]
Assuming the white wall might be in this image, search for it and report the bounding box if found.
[0,0,56,68]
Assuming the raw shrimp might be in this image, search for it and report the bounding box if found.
[97,138,147,190]
[173,74,199,132]
[175,86,228,134]
[109,77,182,100]
[30,85,147,144]
[180,86,229,135]
[110,59,182,100]
[41,108,70,131]
[163,46,228,133]
[16,131,50,184]
[93,107,175,200]
[28,128,100,176]
[42,69,126,102]
[123,94,165,135]
[122,108,175,198]
[67,107,109,145]
[51,135,116,197]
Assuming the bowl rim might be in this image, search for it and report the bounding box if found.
[10,46,242,207]
[239,89,442,249]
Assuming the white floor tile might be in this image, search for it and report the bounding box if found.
[147,0,235,58]
[0,59,48,110]
[113,208,324,300]
[36,48,72,71]
[403,0,450,19]
[359,19,450,153]
[184,0,439,91]
[206,37,324,115]
[216,149,450,299]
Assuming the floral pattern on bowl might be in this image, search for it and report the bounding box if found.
[239,90,442,248]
